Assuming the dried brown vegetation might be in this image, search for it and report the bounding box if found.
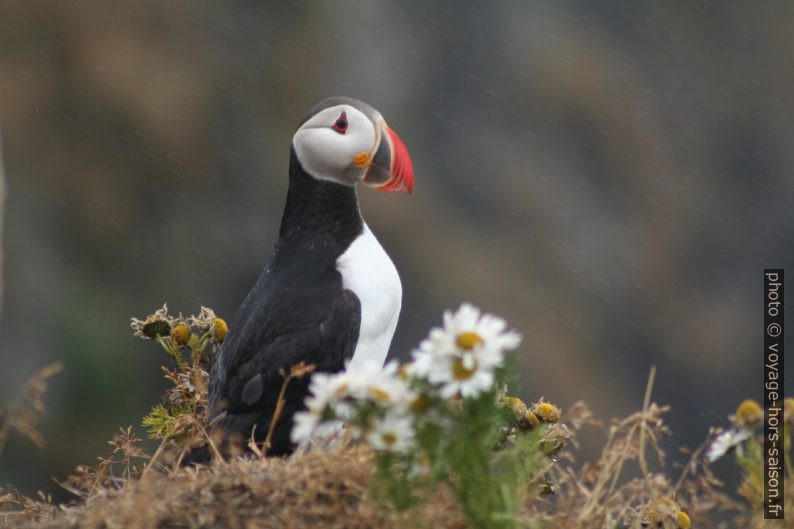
[0,362,63,456]
[3,444,466,529]
[0,319,789,528]
[1,394,772,529]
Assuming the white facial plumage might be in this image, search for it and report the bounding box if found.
[292,104,379,186]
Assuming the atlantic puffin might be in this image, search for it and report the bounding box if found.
[205,97,414,457]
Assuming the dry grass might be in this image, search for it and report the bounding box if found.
[1,397,756,529]
[2,443,467,529]
[0,362,63,455]
[0,334,788,528]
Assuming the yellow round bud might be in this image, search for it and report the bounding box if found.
[170,323,191,346]
[677,511,691,529]
[525,410,540,426]
[534,402,561,423]
[735,399,763,428]
[502,396,527,411]
[212,318,229,342]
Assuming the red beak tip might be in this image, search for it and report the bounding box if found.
[385,125,415,195]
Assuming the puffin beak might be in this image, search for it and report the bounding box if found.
[363,122,414,193]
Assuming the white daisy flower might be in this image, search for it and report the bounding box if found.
[354,360,414,408]
[346,360,395,392]
[408,304,521,398]
[313,360,414,411]
[430,348,504,399]
[705,428,751,463]
[303,370,354,415]
[406,333,446,379]
[449,304,522,355]
[366,413,415,453]
[290,411,348,449]
[291,368,356,447]
[438,303,522,354]
[293,360,414,446]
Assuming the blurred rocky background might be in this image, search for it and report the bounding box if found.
[0,1,792,501]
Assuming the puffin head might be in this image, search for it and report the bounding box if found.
[292,97,414,193]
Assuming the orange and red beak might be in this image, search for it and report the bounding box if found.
[363,122,414,193]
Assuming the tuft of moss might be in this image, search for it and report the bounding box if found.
[141,404,175,440]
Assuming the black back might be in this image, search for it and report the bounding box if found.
[207,147,363,455]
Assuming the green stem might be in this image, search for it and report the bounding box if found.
[156,335,184,370]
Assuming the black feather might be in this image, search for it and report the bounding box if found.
[206,147,363,457]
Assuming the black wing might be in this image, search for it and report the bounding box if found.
[208,281,360,455]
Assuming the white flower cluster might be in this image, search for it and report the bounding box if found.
[291,360,416,452]
[291,304,522,453]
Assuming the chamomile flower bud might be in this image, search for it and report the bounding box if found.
[170,323,191,346]
[533,402,561,423]
[502,396,528,415]
[733,398,763,429]
[502,396,538,428]
[525,410,540,427]
[642,498,687,529]
[212,318,229,342]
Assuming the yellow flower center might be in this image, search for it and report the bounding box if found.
[381,432,397,446]
[456,331,483,350]
[452,357,477,380]
[677,511,691,529]
[410,396,429,413]
[370,388,391,402]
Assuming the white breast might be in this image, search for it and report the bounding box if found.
[335,223,402,370]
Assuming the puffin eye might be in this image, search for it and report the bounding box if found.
[332,112,348,134]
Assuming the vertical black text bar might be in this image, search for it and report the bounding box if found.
[764,269,784,519]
